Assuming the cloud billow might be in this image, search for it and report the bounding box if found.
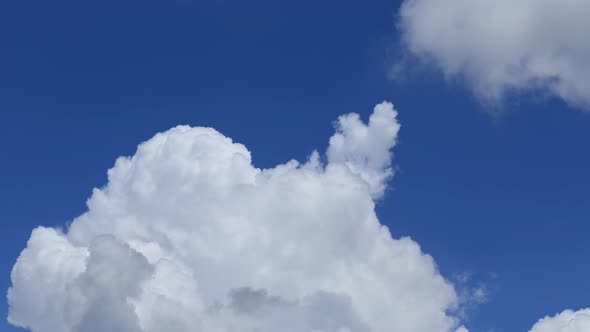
[529,308,590,332]
[7,102,467,332]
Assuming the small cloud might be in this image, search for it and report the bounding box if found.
[451,271,491,320]
[529,308,590,332]
[394,0,590,111]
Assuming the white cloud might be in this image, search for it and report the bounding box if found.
[529,308,590,332]
[8,102,467,332]
[327,102,400,198]
[395,0,590,110]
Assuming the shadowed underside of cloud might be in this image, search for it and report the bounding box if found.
[395,0,590,110]
[7,102,469,332]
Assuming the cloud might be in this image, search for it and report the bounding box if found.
[529,308,590,332]
[327,102,400,198]
[395,0,590,110]
[7,102,467,332]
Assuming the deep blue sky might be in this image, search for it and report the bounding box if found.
[1,1,589,331]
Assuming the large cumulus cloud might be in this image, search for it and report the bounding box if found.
[395,0,590,110]
[8,102,467,332]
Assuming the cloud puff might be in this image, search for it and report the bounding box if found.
[8,102,467,332]
[529,308,590,332]
[327,102,400,198]
[395,0,590,110]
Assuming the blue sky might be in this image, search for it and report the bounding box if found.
[2,1,589,332]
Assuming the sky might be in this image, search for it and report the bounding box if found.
[1,1,590,332]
